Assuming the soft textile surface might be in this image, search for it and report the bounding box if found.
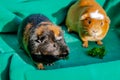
[0,0,75,32]
[0,0,120,80]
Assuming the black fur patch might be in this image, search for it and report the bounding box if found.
[31,54,59,64]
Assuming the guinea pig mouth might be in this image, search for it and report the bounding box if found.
[56,53,69,59]
[92,33,101,38]
[41,51,69,60]
[92,34,97,37]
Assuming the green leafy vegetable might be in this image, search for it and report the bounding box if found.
[88,46,106,59]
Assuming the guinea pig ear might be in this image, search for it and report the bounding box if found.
[105,16,110,23]
[80,13,88,20]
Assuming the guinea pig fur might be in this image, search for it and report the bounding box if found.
[66,0,110,48]
[18,14,69,69]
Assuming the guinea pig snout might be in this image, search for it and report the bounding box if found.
[59,46,69,58]
[90,27,102,36]
[92,30,98,33]
[59,53,68,58]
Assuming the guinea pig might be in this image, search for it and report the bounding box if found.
[66,0,110,48]
[17,14,69,69]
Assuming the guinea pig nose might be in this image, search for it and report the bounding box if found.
[62,47,69,54]
[66,48,69,53]
[92,30,98,33]
[59,53,68,58]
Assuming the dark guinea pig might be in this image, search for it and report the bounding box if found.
[17,14,69,69]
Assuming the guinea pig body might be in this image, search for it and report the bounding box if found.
[66,0,110,47]
[18,14,69,69]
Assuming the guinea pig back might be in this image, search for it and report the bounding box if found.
[18,14,69,69]
[66,0,110,48]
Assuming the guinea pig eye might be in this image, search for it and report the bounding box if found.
[35,36,46,43]
[100,22,104,26]
[53,43,57,48]
[88,20,91,24]
[39,36,46,43]
[35,39,41,43]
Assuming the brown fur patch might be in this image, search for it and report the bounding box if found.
[23,23,32,53]
[48,25,61,37]
[35,26,46,36]
[23,23,32,42]
[35,23,61,37]
[79,0,107,16]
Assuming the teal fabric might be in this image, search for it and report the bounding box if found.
[0,53,13,80]
[23,60,120,80]
[0,6,21,32]
[0,0,120,80]
[0,0,74,32]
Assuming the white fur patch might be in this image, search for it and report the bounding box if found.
[90,10,104,20]
[56,36,62,40]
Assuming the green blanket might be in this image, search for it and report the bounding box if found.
[0,0,120,80]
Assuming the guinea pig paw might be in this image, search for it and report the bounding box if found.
[37,63,44,70]
[82,41,88,48]
[97,41,103,45]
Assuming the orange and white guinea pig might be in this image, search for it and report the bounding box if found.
[66,0,110,47]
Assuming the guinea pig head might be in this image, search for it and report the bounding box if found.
[80,10,110,38]
[29,23,69,60]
